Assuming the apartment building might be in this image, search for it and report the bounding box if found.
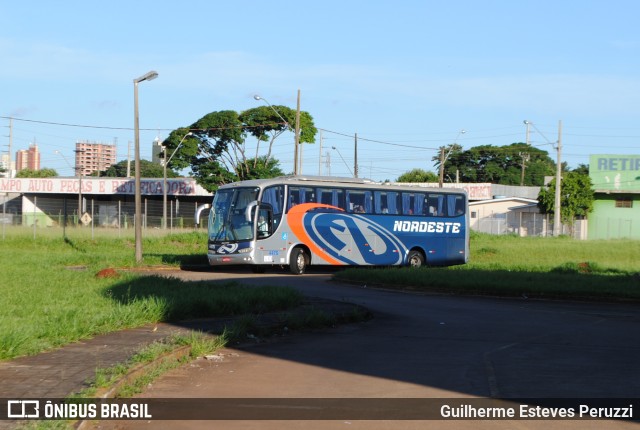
[16,143,40,172]
[75,141,116,176]
[1,153,15,177]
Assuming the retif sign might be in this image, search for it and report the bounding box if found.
[589,155,640,192]
[0,177,211,197]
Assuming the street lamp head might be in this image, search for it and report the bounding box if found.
[253,95,262,101]
[523,120,530,125]
[134,70,159,84]
[331,146,336,150]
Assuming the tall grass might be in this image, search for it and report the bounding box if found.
[0,231,300,361]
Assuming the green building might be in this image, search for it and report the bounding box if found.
[588,154,640,239]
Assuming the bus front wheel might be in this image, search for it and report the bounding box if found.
[290,248,309,275]
[407,250,425,268]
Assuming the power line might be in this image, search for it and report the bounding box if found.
[0,116,287,132]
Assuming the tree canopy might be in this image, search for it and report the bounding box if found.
[163,107,317,192]
[538,171,594,226]
[16,168,58,178]
[101,160,173,178]
[396,168,438,183]
[434,143,556,186]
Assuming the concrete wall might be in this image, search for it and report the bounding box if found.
[588,193,640,239]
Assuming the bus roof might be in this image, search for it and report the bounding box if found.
[218,175,467,195]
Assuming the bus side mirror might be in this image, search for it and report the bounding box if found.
[245,201,258,223]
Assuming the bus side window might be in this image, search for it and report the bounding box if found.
[401,193,414,215]
[317,188,344,209]
[374,191,398,214]
[346,190,371,214]
[287,187,302,211]
[427,194,445,217]
[300,187,315,204]
[449,195,465,216]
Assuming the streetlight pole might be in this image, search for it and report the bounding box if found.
[74,149,85,223]
[254,92,301,175]
[55,150,82,224]
[163,132,192,229]
[523,120,562,235]
[133,70,158,263]
[331,146,353,177]
[523,120,531,146]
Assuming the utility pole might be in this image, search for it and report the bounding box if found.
[2,118,14,178]
[438,147,445,188]
[519,152,530,186]
[354,133,358,178]
[553,120,563,236]
[294,89,301,175]
[8,118,13,178]
[326,151,331,176]
[318,130,323,175]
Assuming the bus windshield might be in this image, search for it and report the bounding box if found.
[208,187,259,242]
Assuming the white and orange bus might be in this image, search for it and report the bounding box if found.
[207,175,469,274]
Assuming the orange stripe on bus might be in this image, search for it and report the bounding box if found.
[287,203,345,266]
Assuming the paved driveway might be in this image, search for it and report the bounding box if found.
[93,267,640,430]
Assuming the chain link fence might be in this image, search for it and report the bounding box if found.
[0,194,211,240]
[472,211,588,239]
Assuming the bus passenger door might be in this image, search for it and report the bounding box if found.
[256,205,274,239]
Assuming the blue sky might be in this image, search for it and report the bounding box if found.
[2,0,639,181]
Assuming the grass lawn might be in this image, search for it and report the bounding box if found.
[0,231,299,361]
[2,229,639,361]
[334,233,640,301]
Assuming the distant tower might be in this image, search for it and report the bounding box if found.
[325,151,331,176]
[151,136,164,165]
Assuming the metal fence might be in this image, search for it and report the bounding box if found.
[0,195,211,240]
[472,211,587,239]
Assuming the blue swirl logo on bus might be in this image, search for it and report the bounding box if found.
[307,212,407,265]
[287,203,407,266]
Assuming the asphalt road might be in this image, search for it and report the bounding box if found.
[92,267,640,430]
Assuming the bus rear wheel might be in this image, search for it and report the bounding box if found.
[290,248,309,275]
[407,250,425,268]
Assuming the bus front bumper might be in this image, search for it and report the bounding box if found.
[207,252,255,266]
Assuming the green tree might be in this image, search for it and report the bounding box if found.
[438,143,555,185]
[538,172,594,229]
[239,105,316,168]
[165,107,317,192]
[102,160,173,178]
[16,168,58,178]
[572,163,589,175]
[396,168,438,182]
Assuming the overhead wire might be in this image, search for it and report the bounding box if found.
[3,115,638,181]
